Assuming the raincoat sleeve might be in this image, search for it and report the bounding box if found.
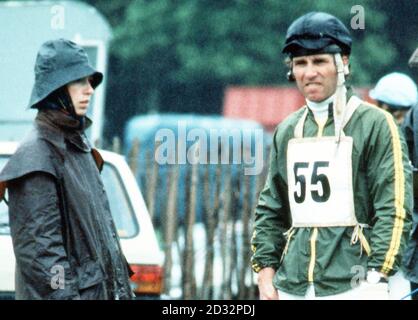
[251,128,291,273]
[8,172,80,299]
[365,111,413,275]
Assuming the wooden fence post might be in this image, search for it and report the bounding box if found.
[228,173,241,299]
[183,142,199,299]
[238,167,251,299]
[127,138,140,176]
[220,164,232,299]
[163,164,179,296]
[200,163,221,299]
[146,141,160,220]
[111,136,121,155]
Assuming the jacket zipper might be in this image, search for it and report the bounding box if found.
[308,227,318,283]
[307,118,325,282]
[316,120,326,137]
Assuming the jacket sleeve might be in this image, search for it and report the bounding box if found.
[8,172,80,299]
[366,112,413,275]
[251,128,291,272]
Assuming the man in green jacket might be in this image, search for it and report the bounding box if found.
[251,12,413,300]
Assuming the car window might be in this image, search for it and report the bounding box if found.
[0,202,8,235]
[0,157,10,235]
[101,162,139,238]
[0,156,139,239]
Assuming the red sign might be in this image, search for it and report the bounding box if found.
[223,86,373,132]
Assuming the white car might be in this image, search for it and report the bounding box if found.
[0,142,164,299]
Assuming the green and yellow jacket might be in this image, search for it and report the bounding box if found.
[251,96,413,297]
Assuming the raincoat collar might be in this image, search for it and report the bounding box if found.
[35,110,92,153]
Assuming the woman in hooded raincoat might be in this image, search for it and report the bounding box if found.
[0,39,134,300]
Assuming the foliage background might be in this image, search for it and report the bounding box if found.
[6,0,418,141]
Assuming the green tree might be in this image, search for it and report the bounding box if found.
[82,0,410,139]
[372,0,418,79]
[2,0,413,139]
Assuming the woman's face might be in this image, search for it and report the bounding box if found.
[67,77,94,116]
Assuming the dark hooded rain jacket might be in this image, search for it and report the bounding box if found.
[0,111,133,300]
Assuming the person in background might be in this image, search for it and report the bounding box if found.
[369,72,418,299]
[401,49,418,300]
[251,11,412,300]
[0,39,134,300]
[370,72,417,125]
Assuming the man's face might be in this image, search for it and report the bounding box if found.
[292,54,347,102]
[67,77,95,116]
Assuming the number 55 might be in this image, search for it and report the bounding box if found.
[293,161,330,203]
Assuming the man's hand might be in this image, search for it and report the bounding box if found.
[258,267,279,300]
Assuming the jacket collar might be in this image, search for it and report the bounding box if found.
[35,110,92,153]
[305,86,355,120]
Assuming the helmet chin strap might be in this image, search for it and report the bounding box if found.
[333,53,348,143]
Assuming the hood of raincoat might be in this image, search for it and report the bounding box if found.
[28,38,103,109]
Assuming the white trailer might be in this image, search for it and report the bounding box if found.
[0,0,112,144]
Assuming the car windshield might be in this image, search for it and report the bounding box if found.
[0,156,138,238]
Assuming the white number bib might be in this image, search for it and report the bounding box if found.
[286,96,363,227]
[287,135,357,227]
